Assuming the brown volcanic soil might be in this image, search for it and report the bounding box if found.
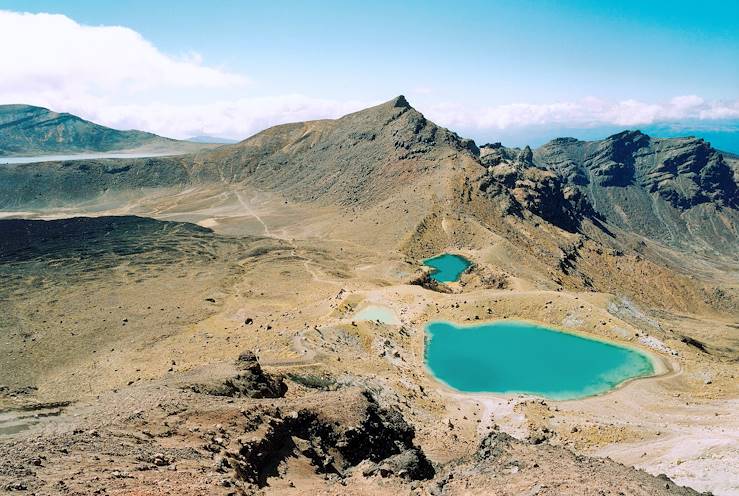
[0,98,737,495]
[0,203,736,495]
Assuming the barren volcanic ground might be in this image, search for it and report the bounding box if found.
[0,97,737,495]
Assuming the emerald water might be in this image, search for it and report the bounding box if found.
[425,320,654,400]
[423,254,471,282]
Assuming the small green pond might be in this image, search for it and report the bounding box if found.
[425,320,654,400]
[353,305,400,325]
[423,253,471,282]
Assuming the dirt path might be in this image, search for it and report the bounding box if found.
[235,190,272,237]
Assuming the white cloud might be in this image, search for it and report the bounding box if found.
[410,86,434,96]
[0,10,373,140]
[86,96,372,140]
[0,10,737,142]
[0,10,246,99]
[424,96,739,132]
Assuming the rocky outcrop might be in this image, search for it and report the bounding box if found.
[583,130,648,187]
[478,143,594,232]
[427,427,708,496]
[226,392,433,487]
[190,351,287,399]
[645,136,737,209]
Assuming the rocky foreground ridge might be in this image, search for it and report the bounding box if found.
[0,351,709,495]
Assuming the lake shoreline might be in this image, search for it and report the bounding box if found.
[423,317,669,401]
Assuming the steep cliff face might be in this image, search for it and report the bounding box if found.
[537,131,737,208]
[534,131,739,253]
[478,143,594,232]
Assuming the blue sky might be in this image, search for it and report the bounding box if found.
[1,0,738,150]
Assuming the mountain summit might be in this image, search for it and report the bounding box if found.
[0,97,737,256]
[182,95,479,203]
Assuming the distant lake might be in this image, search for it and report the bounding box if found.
[425,320,655,400]
[0,151,185,164]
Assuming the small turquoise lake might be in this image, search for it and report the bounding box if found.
[423,254,471,282]
[425,320,655,400]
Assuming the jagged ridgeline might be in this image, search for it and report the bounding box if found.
[534,132,739,251]
[0,96,737,255]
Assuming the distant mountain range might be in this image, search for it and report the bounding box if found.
[467,122,739,156]
[1,96,737,257]
[186,135,239,144]
[482,131,738,253]
[0,104,213,156]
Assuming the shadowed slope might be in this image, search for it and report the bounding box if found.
[534,131,739,254]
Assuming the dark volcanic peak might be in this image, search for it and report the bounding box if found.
[476,129,738,252]
[533,130,739,253]
[391,94,411,108]
[539,129,738,209]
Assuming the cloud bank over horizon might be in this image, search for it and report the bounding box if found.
[1,10,738,142]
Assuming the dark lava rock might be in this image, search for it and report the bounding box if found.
[365,448,434,480]
[190,351,287,399]
[226,392,433,488]
[680,335,708,353]
[478,144,595,232]
[476,430,514,461]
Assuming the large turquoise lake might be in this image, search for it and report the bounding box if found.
[423,254,471,282]
[425,320,654,400]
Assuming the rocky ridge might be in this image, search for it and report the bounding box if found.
[533,131,739,253]
[478,142,595,232]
